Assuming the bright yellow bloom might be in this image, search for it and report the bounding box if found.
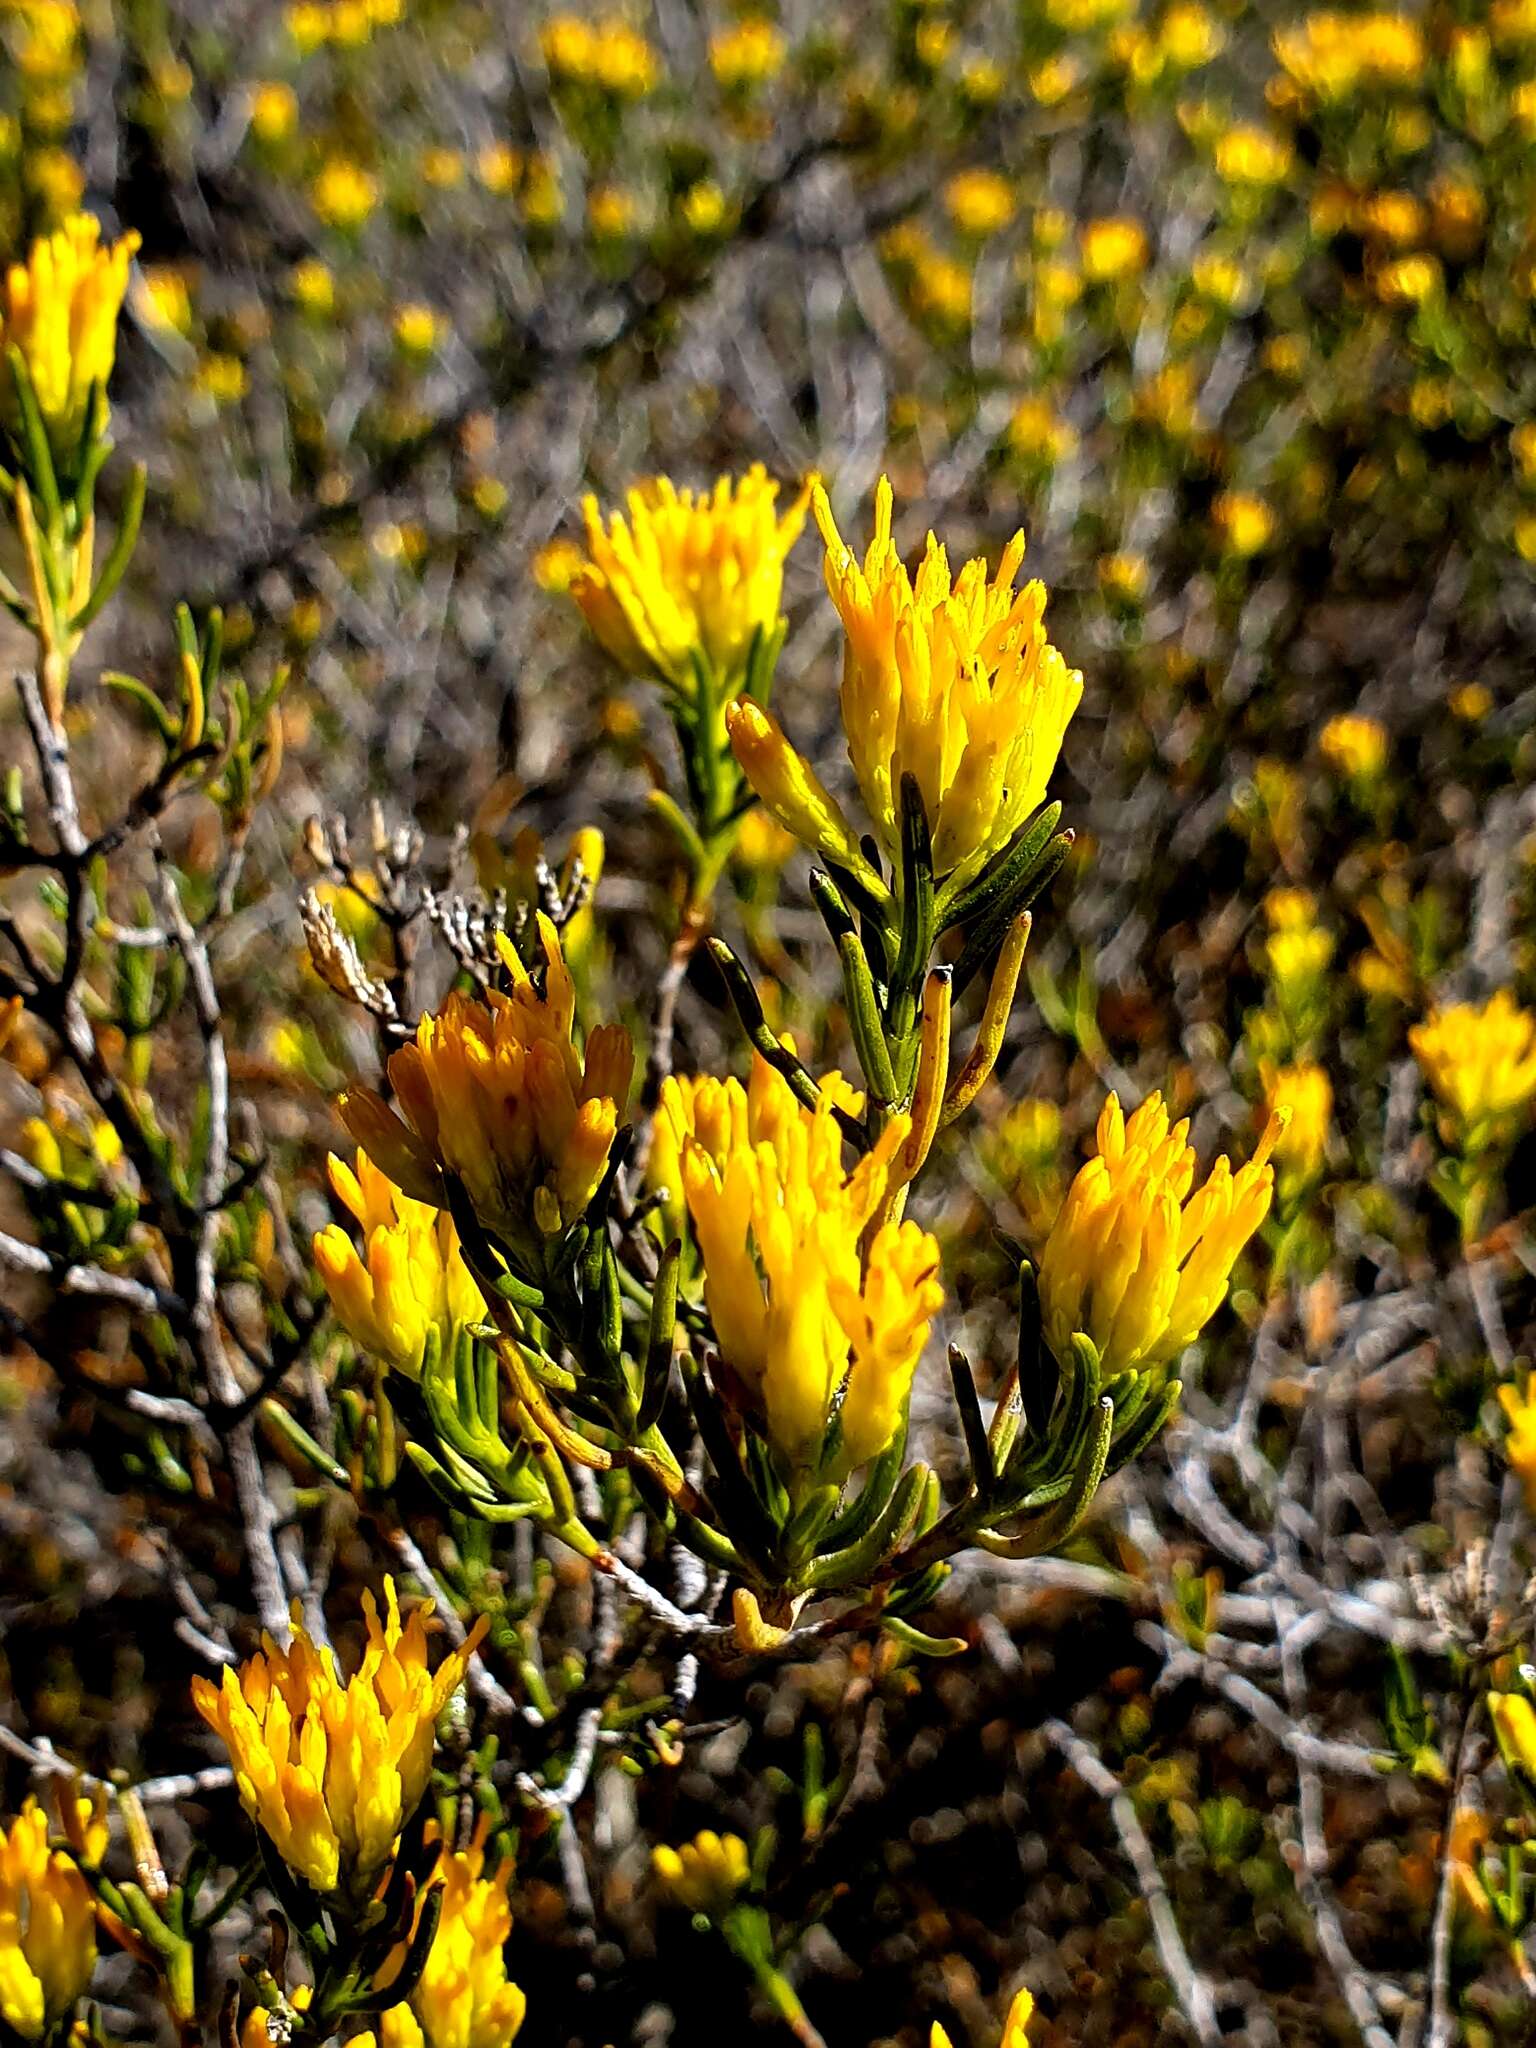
[341,915,634,1263]
[1160,3,1223,68]
[1211,490,1274,557]
[542,16,658,96]
[250,81,298,145]
[570,468,812,696]
[1489,1687,1536,1776]
[1214,124,1292,186]
[1080,216,1148,282]
[191,1581,485,1896]
[0,1802,96,2041]
[311,157,378,231]
[709,17,786,90]
[662,1059,943,1482]
[393,303,441,357]
[369,1820,525,2048]
[1319,713,1388,781]
[932,1987,1034,2048]
[313,1149,485,1378]
[1499,1383,1536,1513]
[1409,990,1536,1147]
[652,1830,749,1915]
[742,475,1081,889]
[1039,1093,1282,1376]
[0,212,138,460]
[943,169,1016,238]
[289,257,335,315]
[1261,1062,1332,1180]
[1375,254,1440,305]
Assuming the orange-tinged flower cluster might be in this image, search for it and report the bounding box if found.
[730,477,1082,890]
[570,467,812,697]
[660,1059,943,1482]
[312,1149,485,1378]
[1272,11,1426,101]
[1409,989,1536,1148]
[191,1581,484,1895]
[0,1802,96,2042]
[341,916,633,1265]
[1039,1093,1282,1375]
[0,212,139,458]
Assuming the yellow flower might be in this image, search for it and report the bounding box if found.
[249,81,298,145]
[586,183,638,240]
[1099,550,1149,603]
[662,1059,943,1483]
[137,264,193,337]
[370,1820,525,2048]
[1319,713,1387,781]
[1039,1093,1282,1376]
[1273,12,1425,100]
[1409,990,1536,1147]
[1213,124,1292,186]
[311,157,378,231]
[652,1830,749,1915]
[709,18,786,91]
[341,915,634,1265]
[570,467,812,695]
[1160,3,1223,68]
[1081,216,1148,283]
[681,180,728,235]
[393,302,441,357]
[1261,1062,1332,1180]
[0,212,138,461]
[542,16,659,96]
[1211,490,1274,558]
[932,1987,1035,2048]
[1489,1686,1536,1775]
[943,168,1016,238]
[313,1149,486,1379]
[0,1801,96,2042]
[289,257,335,315]
[1007,395,1077,467]
[742,475,1081,889]
[1375,254,1440,304]
[1499,1382,1536,1514]
[191,1581,485,1896]
[476,143,521,195]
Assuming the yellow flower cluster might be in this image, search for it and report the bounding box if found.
[1261,1061,1332,1181]
[709,18,786,92]
[730,476,1082,890]
[0,1802,96,2042]
[1409,990,1536,1148]
[1039,1093,1282,1377]
[541,15,659,97]
[1319,713,1388,782]
[0,212,139,458]
[570,468,812,697]
[652,1829,749,1915]
[312,1149,485,1378]
[365,1821,525,2048]
[660,1059,943,1482]
[932,1987,1034,2048]
[1272,11,1426,101]
[341,916,633,1264]
[1498,1381,1536,1514]
[192,1581,484,1895]
[1490,1688,1536,1778]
